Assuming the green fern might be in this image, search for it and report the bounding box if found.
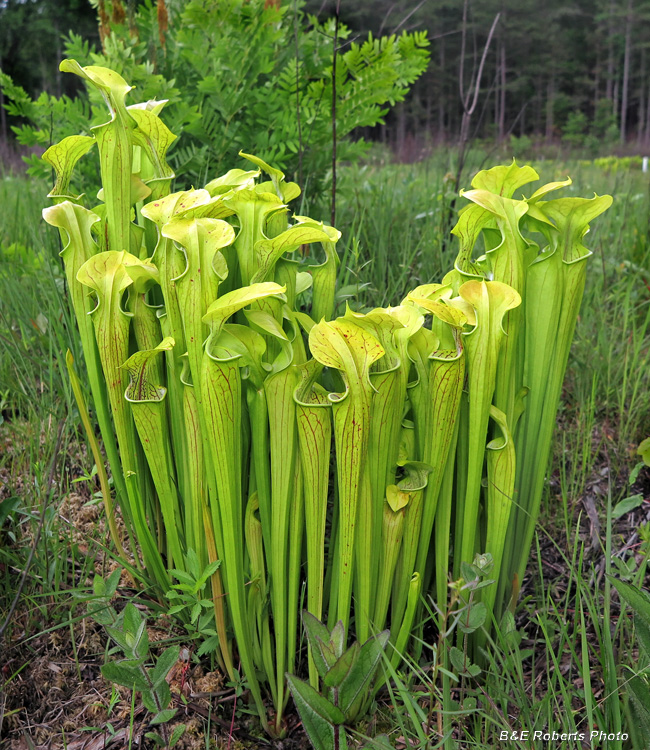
[1,0,429,195]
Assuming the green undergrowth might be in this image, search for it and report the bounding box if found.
[1,152,649,748]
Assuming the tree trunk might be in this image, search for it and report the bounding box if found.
[396,101,407,158]
[594,34,601,113]
[545,76,555,141]
[0,88,6,143]
[534,75,542,136]
[498,40,506,141]
[638,45,646,142]
[620,0,633,143]
[438,37,445,141]
[606,0,615,104]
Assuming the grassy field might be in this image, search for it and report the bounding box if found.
[0,152,649,749]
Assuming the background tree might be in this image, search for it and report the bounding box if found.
[5,0,650,163]
[0,0,97,140]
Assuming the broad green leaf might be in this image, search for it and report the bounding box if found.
[42,135,95,202]
[203,282,286,335]
[141,189,212,228]
[224,188,286,285]
[60,60,137,255]
[295,362,333,687]
[286,675,348,750]
[450,203,491,282]
[639,438,650,466]
[611,578,650,628]
[252,224,332,283]
[510,193,612,591]
[155,680,171,708]
[302,611,339,679]
[362,735,394,750]
[612,494,645,519]
[169,724,187,749]
[628,677,650,734]
[293,216,342,322]
[528,177,572,203]
[77,250,168,588]
[309,317,384,639]
[330,621,346,659]
[470,161,539,198]
[323,642,360,689]
[101,662,149,692]
[477,406,515,651]
[151,708,178,725]
[374,490,407,632]
[456,280,520,572]
[635,616,650,662]
[0,496,18,528]
[205,168,259,195]
[338,630,390,718]
[129,107,177,199]
[458,601,488,633]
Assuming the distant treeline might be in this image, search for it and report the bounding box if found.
[3,0,650,153]
[312,0,650,153]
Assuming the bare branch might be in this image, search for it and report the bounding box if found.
[467,12,500,116]
[459,0,469,109]
[391,0,427,35]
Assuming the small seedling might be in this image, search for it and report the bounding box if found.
[286,611,390,750]
[165,551,223,657]
[83,571,186,748]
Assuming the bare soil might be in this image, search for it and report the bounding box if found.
[1,419,649,750]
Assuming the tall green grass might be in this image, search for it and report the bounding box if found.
[2,143,649,748]
[0,176,110,648]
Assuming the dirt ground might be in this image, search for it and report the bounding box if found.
[1,423,649,750]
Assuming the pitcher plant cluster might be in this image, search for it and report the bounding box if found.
[42,61,612,733]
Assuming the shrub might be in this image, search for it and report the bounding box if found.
[2,0,429,197]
